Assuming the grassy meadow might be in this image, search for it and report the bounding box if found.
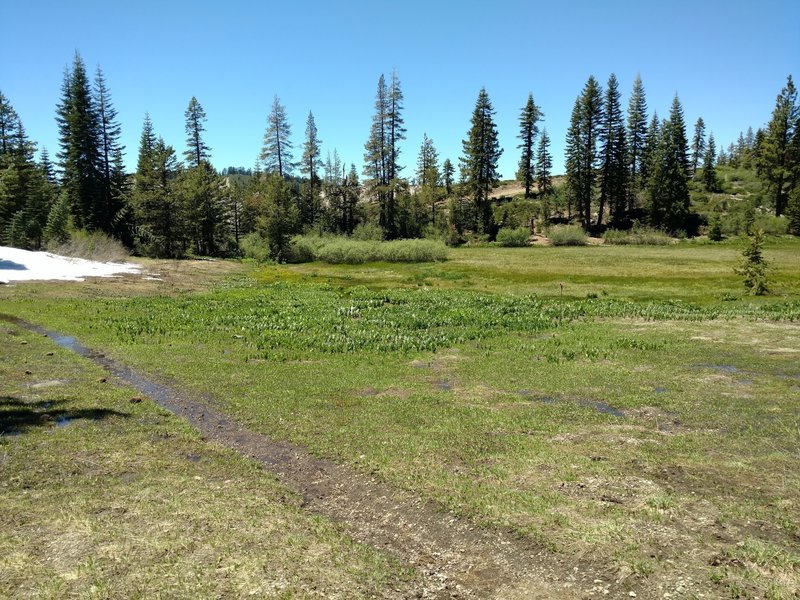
[1,237,799,598]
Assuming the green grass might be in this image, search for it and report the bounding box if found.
[0,322,406,598]
[259,237,800,302]
[1,238,799,598]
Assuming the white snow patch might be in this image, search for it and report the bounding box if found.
[0,246,141,283]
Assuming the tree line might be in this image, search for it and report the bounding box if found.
[1,52,798,260]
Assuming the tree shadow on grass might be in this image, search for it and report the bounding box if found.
[0,396,128,435]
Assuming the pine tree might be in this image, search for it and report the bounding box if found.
[39,147,58,186]
[535,128,553,198]
[363,72,406,237]
[416,134,440,223]
[184,96,211,168]
[626,74,648,210]
[565,76,603,229]
[0,92,54,248]
[516,93,542,198]
[756,75,799,216]
[648,96,691,233]
[364,75,391,234]
[736,228,769,295]
[181,100,224,255]
[442,158,454,195]
[599,73,628,226]
[93,67,128,239]
[640,111,660,190]
[260,96,293,177]
[702,132,718,192]
[416,133,439,188]
[181,161,224,256]
[255,173,299,261]
[387,70,406,185]
[460,88,503,233]
[690,117,706,177]
[131,116,185,257]
[299,111,322,226]
[564,98,583,220]
[56,52,103,231]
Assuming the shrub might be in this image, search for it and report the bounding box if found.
[602,226,674,245]
[287,236,317,263]
[240,233,273,263]
[48,230,130,262]
[291,237,449,264]
[351,222,384,241]
[753,214,788,235]
[380,239,448,262]
[548,225,587,246]
[496,227,531,247]
[316,240,378,264]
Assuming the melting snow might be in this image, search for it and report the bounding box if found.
[0,246,141,283]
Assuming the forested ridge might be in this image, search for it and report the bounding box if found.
[1,52,798,260]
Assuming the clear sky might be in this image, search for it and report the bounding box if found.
[1,0,798,179]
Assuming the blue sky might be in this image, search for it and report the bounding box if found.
[1,0,798,179]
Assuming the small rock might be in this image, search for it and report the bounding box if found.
[45,351,54,356]
[129,397,143,404]
[98,377,107,383]
[629,592,637,598]
[24,370,32,375]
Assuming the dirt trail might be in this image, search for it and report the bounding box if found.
[5,314,598,599]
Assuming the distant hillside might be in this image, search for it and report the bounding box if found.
[490,176,565,199]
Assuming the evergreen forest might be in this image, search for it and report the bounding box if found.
[1,52,798,260]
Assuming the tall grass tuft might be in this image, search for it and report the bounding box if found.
[48,230,130,262]
[602,226,674,245]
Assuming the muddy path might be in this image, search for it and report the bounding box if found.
[4,314,609,599]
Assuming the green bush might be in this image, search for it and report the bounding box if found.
[602,226,674,245]
[548,225,588,246]
[380,239,448,262]
[351,222,384,241]
[287,236,317,263]
[240,233,273,263]
[753,214,788,235]
[496,227,531,247]
[316,240,378,264]
[287,237,449,264]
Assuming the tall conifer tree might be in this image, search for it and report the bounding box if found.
[460,88,503,233]
[56,52,103,231]
[93,67,127,237]
[516,93,542,198]
[756,75,799,216]
[690,117,706,177]
[648,96,691,233]
[299,111,322,226]
[565,76,603,229]
[702,132,718,192]
[184,96,211,168]
[261,96,293,177]
[599,73,628,226]
[535,129,553,199]
[626,74,648,210]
